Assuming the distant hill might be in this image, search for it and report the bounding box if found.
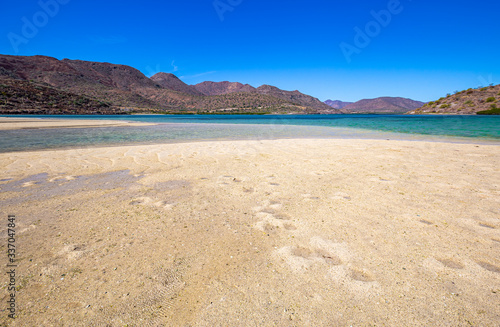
[408,84,500,114]
[254,85,334,112]
[341,97,425,114]
[194,82,336,112]
[324,99,353,109]
[0,54,340,114]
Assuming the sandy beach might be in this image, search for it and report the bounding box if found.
[0,117,154,130]
[0,134,499,325]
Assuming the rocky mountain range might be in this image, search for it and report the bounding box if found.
[332,97,425,114]
[0,54,339,114]
[408,84,500,114]
[5,54,493,116]
[324,100,353,109]
[193,81,256,96]
[150,73,204,96]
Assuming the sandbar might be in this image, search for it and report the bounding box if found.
[0,137,499,326]
[0,117,154,130]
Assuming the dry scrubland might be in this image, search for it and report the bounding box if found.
[0,131,499,326]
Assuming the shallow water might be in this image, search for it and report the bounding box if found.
[0,114,499,152]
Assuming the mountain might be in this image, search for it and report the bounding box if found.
[255,85,334,111]
[194,81,336,112]
[151,73,204,96]
[194,81,256,96]
[407,84,500,114]
[324,99,353,109]
[341,97,425,114]
[0,78,119,114]
[0,54,340,114]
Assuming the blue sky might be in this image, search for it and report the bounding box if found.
[1,0,499,102]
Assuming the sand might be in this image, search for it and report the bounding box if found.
[0,117,154,130]
[0,136,499,326]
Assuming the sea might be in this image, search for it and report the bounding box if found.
[0,114,499,152]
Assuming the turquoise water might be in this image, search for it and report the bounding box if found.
[0,114,499,152]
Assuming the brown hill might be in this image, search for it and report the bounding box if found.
[151,73,204,96]
[0,54,340,114]
[408,84,500,114]
[193,81,337,113]
[324,99,353,109]
[0,78,119,114]
[255,85,335,112]
[341,97,424,114]
[194,81,256,96]
[0,54,163,110]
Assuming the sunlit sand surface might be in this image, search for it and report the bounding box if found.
[0,138,499,326]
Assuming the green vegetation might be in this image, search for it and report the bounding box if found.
[480,87,488,91]
[477,107,500,115]
[440,104,451,109]
[486,97,496,102]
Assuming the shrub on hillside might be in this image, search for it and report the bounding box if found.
[486,97,496,102]
[477,107,500,115]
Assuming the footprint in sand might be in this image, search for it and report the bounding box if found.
[253,201,298,234]
[268,200,282,210]
[279,238,340,269]
[478,222,496,229]
[217,175,243,186]
[129,197,174,210]
[290,246,343,266]
[277,236,379,296]
[349,268,376,282]
[301,194,320,200]
[437,258,464,269]
[369,177,395,183]
[475,261,500,274]
[57,244,87,261]
[458,218,499,236]
[419,219,435,225]
[330,192,351,201]
[254,211,297,233]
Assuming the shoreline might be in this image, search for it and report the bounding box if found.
[0,116,499,154]
[0,116,156,130]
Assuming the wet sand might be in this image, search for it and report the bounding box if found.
[0,138,499,326]
[0,117,154,130]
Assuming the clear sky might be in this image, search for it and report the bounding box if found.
[1,0,499,102]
